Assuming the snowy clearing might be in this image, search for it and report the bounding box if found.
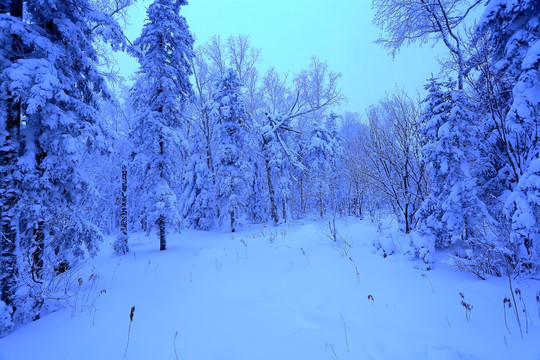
[0,217,538,360]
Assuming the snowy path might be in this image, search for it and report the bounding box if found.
[0,218,539,359]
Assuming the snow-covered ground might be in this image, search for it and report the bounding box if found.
[0,217,538,360]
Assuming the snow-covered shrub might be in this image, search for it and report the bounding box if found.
[113,234,130,256]
[372,233,396,258]
[0,300,14,337]
[410,233,434,270]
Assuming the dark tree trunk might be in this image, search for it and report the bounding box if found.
[158,215,166,251]
[114,163,129,255]
[282,198,287,223]
[262,135,279,226]
[31,224,45,282]
[300,175,306,216]
[120,163,128,246]
[404,204,410,234]
[230,208,235,233]
[0,0,23,313]
[158,133,166,251]
[264,151,279,226]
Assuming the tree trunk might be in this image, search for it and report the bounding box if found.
[300,175,306,216]
[282,198,287,223]
[404,204,410,234]
[263,139,279,226]
[230,207,235,233]
[31,147,47,283]
[120,163,128,247]
[31,224,45,283]
[158,214,166,251]
[114,163,129,255]
[157,132,166,251]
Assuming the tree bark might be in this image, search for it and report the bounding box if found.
[31,224,45,282]
[230,207,235,233]
[114,162,129,255]
[264,149,279,226]
[158,133,166,251]
[120,163,128,247]
[158,215,166,251]
[262,134,279,226]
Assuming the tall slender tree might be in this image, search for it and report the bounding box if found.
[211,69,254,232]
[131,0,194,250]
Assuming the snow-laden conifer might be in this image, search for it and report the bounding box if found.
[479,0,540,271]
[1,0,129,325]
[210,69,254,232]
[130,0,194,250]
[418,79,490,250]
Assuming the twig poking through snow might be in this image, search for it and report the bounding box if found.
[349,257,360,282]
[124,306,135,358]
[515,289,529,334]
[459,293,473,321]
[240,239,248,259]
[173,330,179,360]
[113,263,120,280]
[144,260,152,277]
[421,273,433,293]
[326,343,339,360]
[340,314,349,352]
[507,275,523,338]
[300,248,310,265]
[536,291,540,319]
[503,298,512,334]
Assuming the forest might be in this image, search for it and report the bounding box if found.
[0,0,539,358]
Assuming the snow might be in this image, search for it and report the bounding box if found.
[0,217,539,359]
[522,41,540,70]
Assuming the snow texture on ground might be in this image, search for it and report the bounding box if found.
[0,217,538,359]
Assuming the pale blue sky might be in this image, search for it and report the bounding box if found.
[117,0,447,114]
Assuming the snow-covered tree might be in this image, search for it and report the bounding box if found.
[304,113,343,217]
[130,0,194,250]
[261,114,293,224]
[180,125,217,230]
[372,0,482,89]
[260,58,344,221]
[211,69,254,232]
[1,0,129,326]
[0,0,22,335]
[477,0,540,271]
[417,78,490,249]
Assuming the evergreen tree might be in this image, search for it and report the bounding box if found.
[130,0,194,250]
[211,69,253,232]
[418,79,489,250]
[0,0,22,335]
[181,124,216,230]
[304,114,343,217]
[478,0,540,271]
[1,0,128,327]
